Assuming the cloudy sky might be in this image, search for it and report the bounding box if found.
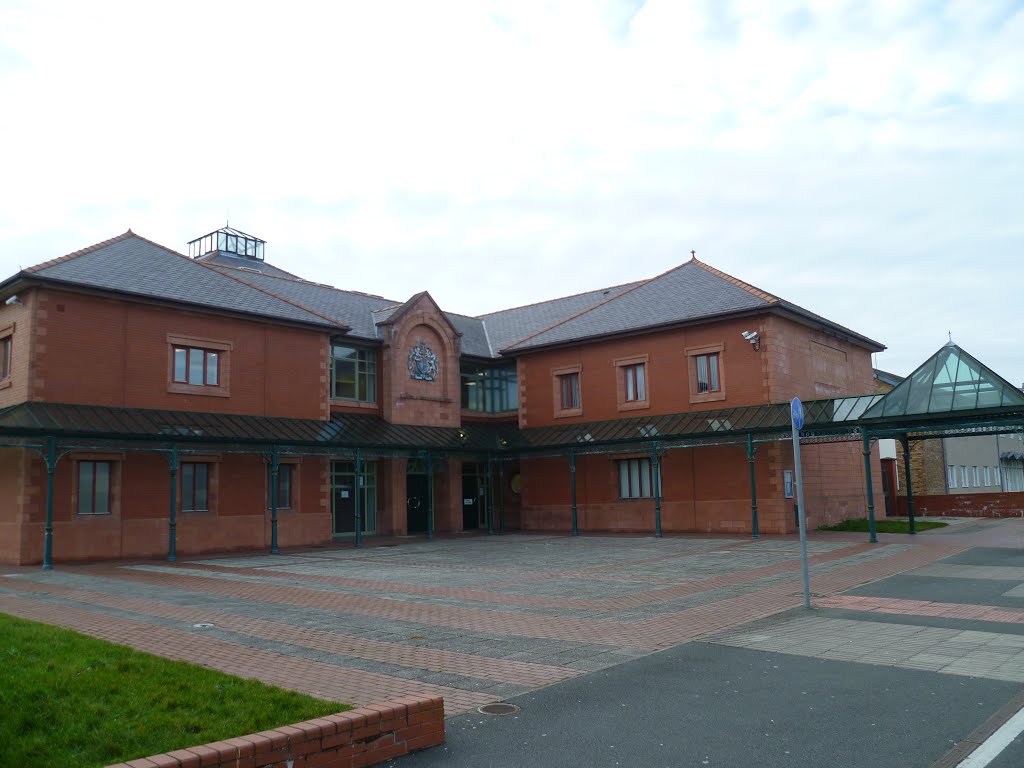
[1,0,1021,384]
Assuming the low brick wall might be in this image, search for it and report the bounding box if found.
[897,493,1024,519]
[105,695,445,768]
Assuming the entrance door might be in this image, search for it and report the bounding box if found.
[333,482,356,535]
[407,472,430,533]
[462,467,481,529]
[881,458,895,517]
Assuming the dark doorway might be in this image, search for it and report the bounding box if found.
[462,466,481,529]
[881,458,896,517]
[407,466,431,533]
[332,460,377,536]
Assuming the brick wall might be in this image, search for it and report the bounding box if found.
[32,288,328,419]
[0,286,35,409]
[896,493,1024,518]
[104,696,445,768]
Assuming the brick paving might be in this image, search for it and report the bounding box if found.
[0,530,978,715]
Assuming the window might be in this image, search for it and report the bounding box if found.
[268,464,293,509]
[686,344,726,404]
[618,458,659,499]
[961,465,969,489]
[331,344,376,402]
[461,363,518,413]
[1,336,10,380]
[560,372,580,409]
[167,334,231,397]
[784,469,794,499]
[695,353,720,394]
[551,364,583,417]
[0,322,13,384]
[623,364,646,402]
[994,464,1002,488]
[984,466,992,487]
[78,461,112,515]
[947,464,957,489]
[972,466,980,488]
[173,346,219,386]
[181,463,210,512]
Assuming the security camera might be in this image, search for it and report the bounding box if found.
[4,295,20,306]
[741,330,761,350]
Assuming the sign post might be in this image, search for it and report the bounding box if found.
[791,398,811,609]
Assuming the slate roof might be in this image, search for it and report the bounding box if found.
[206,265,397,340]
[503,261,771,351]
[500,259,884,352]
[195,251,303,280]
[479,282,643,353]
[12,232,345,331]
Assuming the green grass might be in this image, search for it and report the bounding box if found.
[0,614,349,768]
[817,518,949,533]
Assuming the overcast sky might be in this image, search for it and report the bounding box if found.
[1,0,1021,385]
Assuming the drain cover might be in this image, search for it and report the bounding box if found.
[478,703,520,716]
[191,622,215,629]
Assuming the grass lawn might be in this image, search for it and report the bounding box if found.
[0,613,349,768]
[818,518,949,533]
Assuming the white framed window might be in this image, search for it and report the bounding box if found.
[994,464,1002,488]
[972,466,980,488]
[618,458,659,499]
[984,466,992,487]
[961,465,969,488]
[947,464,957,489]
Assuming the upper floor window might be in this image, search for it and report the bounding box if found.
[615,354,649,412]
[461,363,518,413]
[686,344,726,404]
[984,466,992,487]
[0,322,13,385]
[560,372,580,409]
[961,465,969,488]
[947,464,957,489]
[167,334,231,398]
[972,465,981,488]
[1,335,10,380]
[551,364,583,418]
[173,346,220,386]
[695,353,720,393]
[331,344,376,402]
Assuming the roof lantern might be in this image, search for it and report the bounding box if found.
[188,225,265,261]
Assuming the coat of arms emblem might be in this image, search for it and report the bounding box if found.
[407,341,438,381]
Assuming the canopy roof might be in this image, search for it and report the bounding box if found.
[862,343,1024,420]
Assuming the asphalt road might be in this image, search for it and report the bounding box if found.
[394,639,1018,768]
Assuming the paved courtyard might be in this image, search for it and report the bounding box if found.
[0,528,973,717]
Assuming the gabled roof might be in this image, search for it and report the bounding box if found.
[205,263,397,339]
[479,281,644,353]
[195,251,303,280]
[862,343,1024,419]
[502,259,773,351]
[11,231,346,331]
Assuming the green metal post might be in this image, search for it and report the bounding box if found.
[652,443,662,538]
[570,448,578,536]
[269,446,279,554]
[42,436,57,570]
[901,436,916,535]
[426,454,434,540]
[498,462,506,535]
[354,448,363,549]
[747,434,760,539]
[168,446,178,562]
[486,456,495,535]
[863,431,878,543]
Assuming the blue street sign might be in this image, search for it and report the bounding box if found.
[791,397,804,431]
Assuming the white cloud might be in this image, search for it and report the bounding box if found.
[0,0,1021,384]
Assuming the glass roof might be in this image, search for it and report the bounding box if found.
[863,343,1024,419]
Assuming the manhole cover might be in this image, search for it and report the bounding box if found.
[192,622,215,629]
[478,703,520,716]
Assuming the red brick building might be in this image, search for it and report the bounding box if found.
[0,227,886,565]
